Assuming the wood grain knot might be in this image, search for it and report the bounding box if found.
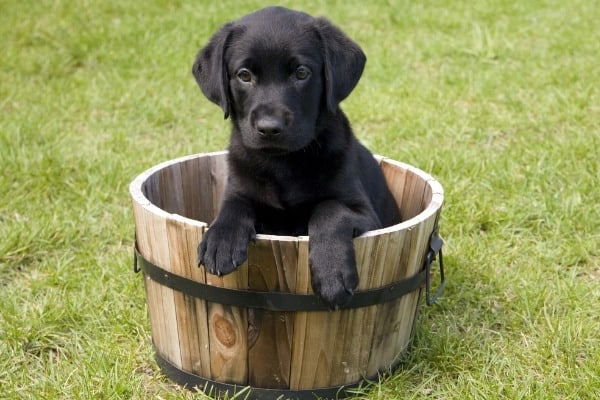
[213,315,237,347]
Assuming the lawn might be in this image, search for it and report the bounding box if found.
[1,0,599,399]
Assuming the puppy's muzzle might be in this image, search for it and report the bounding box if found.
[256,116,283,138]
[251,106,292,139]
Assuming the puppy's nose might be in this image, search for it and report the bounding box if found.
[256,116,283,138]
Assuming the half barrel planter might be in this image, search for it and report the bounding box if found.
[130,151,444,399]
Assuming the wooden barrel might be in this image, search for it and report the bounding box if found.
[130,151,444,399]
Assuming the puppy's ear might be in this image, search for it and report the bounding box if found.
[313,18,366,113]
[192,23,235,119]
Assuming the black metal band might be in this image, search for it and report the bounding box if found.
[134,246,427,312]
[154,345,404,400]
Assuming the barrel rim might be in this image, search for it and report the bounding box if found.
[128,151,444,241]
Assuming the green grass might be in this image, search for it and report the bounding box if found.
[1,0,599,398]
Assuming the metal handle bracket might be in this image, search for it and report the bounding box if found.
[425,229,446,306]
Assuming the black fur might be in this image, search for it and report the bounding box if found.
[193,6,400,308]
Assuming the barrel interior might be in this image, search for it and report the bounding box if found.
[141,152,434,226]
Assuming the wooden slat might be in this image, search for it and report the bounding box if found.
[247,237,298,389]
[289,238,342,390]
[159,163,184,215]
[371,227,417,373]
[209,153,228,219]
[366,227,407,376]
[166,217,194,373]
[404,208,444,353]
[179,156,204,221]
[390,204,442,370]
[402,169,427,221]
[143,277,165,359]
[328,235,384,385]
[291,310,341,389]
[142,170,162,210]
[195,155,217,224]
[205,262,249,384]
[380,160,408,220]
[166,216,211,377]
[132,198,182,369]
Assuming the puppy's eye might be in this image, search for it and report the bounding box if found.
[237,68,252,83]
[295,65,311,80]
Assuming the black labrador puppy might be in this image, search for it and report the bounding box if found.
[193,6,400,308]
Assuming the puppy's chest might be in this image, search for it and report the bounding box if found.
[255,175,323,209]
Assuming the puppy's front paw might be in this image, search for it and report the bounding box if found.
[309,241,359,309]
[198,221,255,276]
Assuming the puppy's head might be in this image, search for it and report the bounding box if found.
[192,6,366,154]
